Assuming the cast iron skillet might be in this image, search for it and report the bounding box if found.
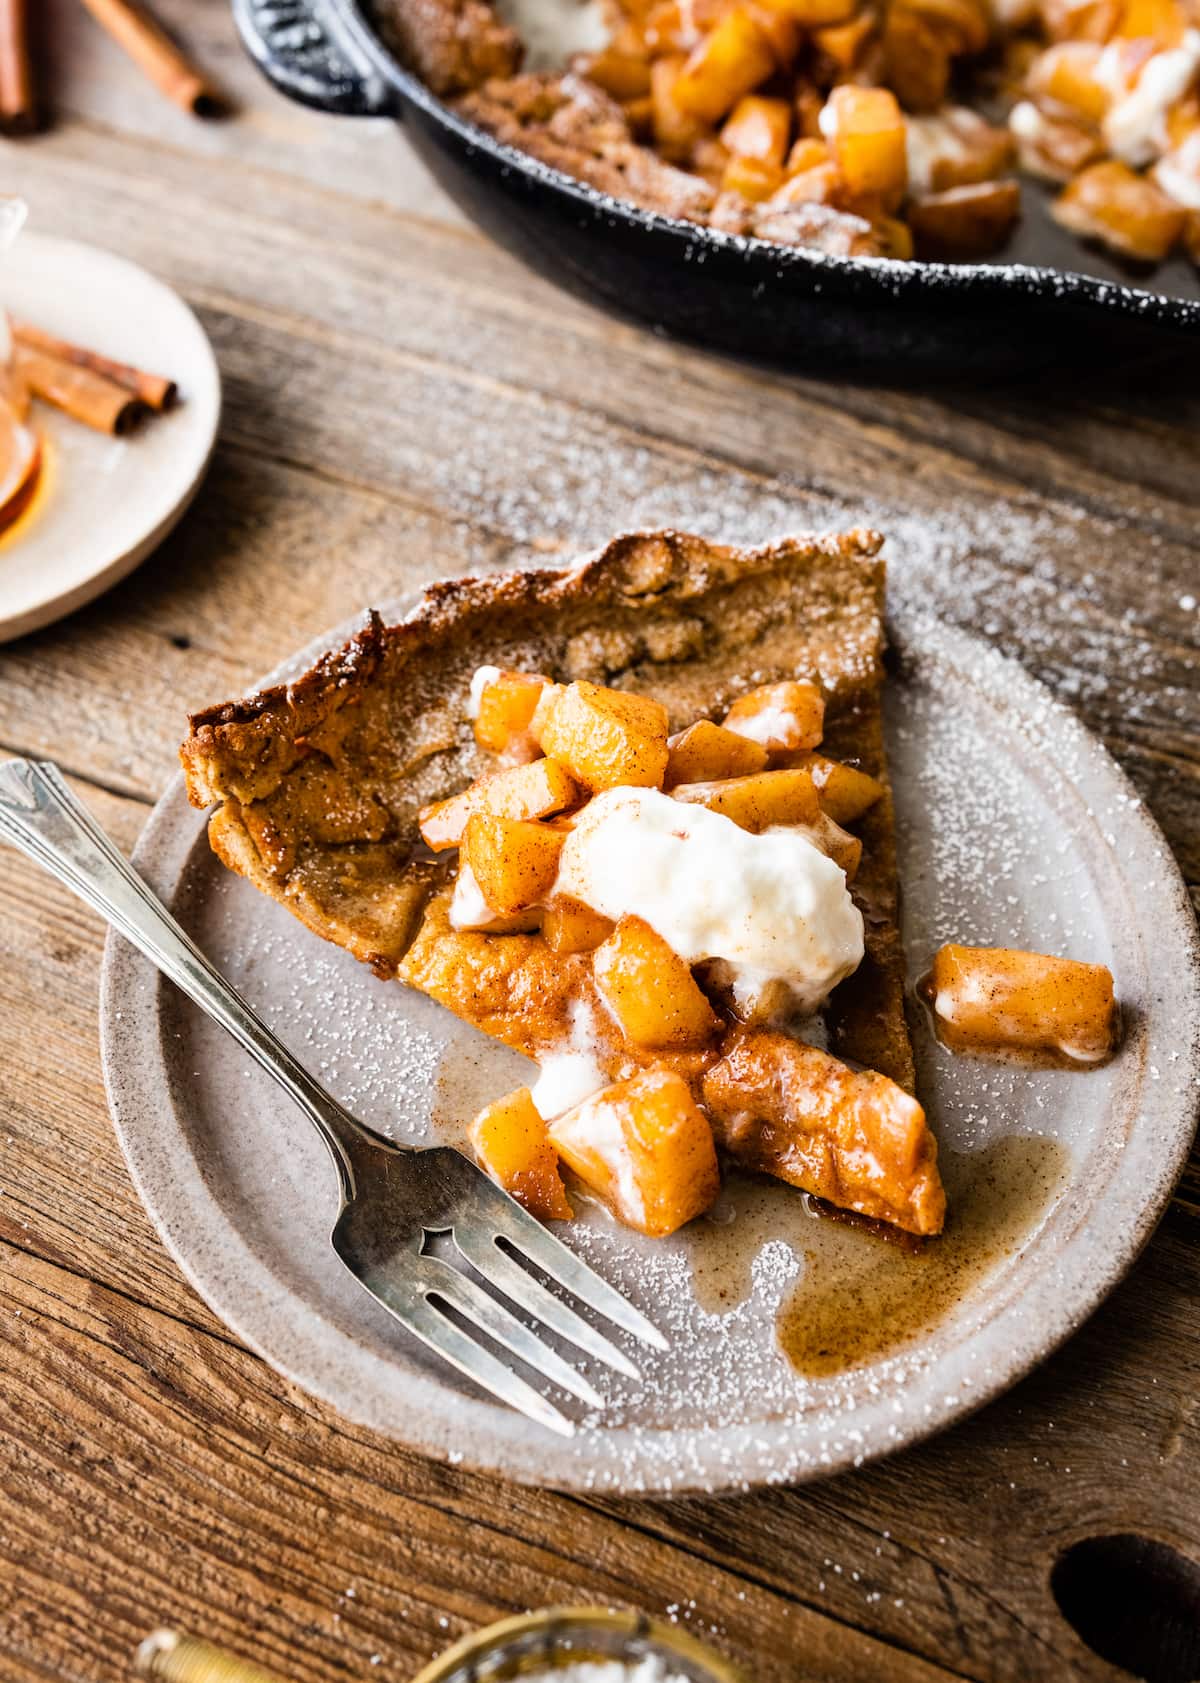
[233,0,1200,375]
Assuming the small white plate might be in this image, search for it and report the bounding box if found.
[0,232,220,642]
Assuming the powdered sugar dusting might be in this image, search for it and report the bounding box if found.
[150,592,1199,1493]
[372,438,1193,781]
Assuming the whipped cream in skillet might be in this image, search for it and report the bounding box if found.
[493,0,608,67]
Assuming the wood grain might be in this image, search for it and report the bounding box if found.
[1,3,1197,1682]
[3,1237,984,1683]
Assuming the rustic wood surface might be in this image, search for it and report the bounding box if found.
[1,3,1198,1680]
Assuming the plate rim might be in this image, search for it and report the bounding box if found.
[0,232,222,643]
[99,595,1200,1494]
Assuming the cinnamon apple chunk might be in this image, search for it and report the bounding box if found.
[548,1067,721,1236]
[810,810,862,883]
[818,85,908,213]
[703,1029,945,1235]
[665,719,769,786]
[594,915,720,1050]
[461,812,565,914]
[786,752,884,824]
[670,767,820,831]
[909,182,1021,262]
[472,668,551,760]
[723,680,825,753]
[543,895,616,955]
[671,8,777,125]
[398,892,588,1056]
[418,758,579,850]
[924,943,1119,1065]
[450,862,544,934]
[469,1086,573,1221]
[720,94,793,168]
[1052,161,1185,262]
[536,680,670,792]
[721,153,786,200]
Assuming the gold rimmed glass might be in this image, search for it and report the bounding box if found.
[410,1606,751,1683]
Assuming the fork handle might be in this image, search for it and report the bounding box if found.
[0,759,369,1202]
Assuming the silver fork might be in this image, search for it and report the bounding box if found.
[0,759,666,1436]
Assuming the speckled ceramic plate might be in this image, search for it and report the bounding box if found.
[100,595,1200,1494]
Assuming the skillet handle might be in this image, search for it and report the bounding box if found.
[231,0,392,116]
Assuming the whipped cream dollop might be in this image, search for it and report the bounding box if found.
[554,787,864,1019]
[530,997,610,1119]
[450,859,492,928]
[467,663,502,719]
[493,0,609,67]
[1101,31,1200,166]
[1156,128,1200,209]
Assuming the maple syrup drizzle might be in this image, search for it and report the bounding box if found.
[431,970,1068,1381]
[779,1133,1068,1376]
[683,1134,1066,1377]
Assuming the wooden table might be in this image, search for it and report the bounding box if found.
[2,5,1198,1680]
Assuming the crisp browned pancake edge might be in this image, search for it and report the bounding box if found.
[179,527,913,1084]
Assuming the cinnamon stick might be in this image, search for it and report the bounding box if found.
[14,344,146,436]
[0,0,36,135]
[12,320,177,411]
[76,0,223,117]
